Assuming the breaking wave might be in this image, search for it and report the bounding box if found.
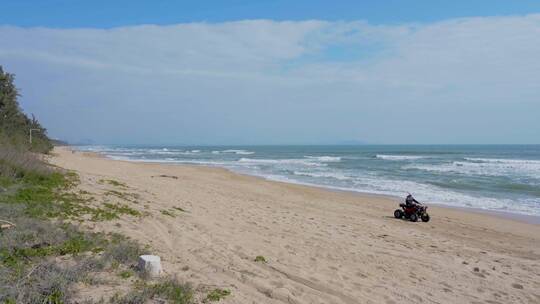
[304,156,342,162]
[376,154,426,161]
[406,158,540,179]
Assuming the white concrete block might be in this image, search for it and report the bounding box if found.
[138,255,162,277]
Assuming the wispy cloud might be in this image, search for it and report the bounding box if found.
[1,15,539,144]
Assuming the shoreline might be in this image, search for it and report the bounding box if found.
[73,146,540,225]
[51,146,540,303]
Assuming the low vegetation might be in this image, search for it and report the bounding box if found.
[119,270,134,279]
[0,154,155,303]
[161,209,176,217]
[0,144,51,181]
[0,66,145,303]
[160,206,188,218]
[0,199,148,303]
[1,66,213,303]
[254,255,267,263]
[173,206,186,212]
[111,277,193,304]
[98,179,128,188]
[104,189,141,202]
[0,167,143,222]
[205,289,231,302]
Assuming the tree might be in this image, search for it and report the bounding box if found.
[0,66,52,153]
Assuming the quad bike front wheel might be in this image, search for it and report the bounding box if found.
[421,213,430,222]
[394,209,403,219]
[409,213,418,222]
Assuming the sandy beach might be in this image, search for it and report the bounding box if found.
[49,147,540,304]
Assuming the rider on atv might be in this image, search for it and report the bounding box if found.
[394,193,430,222]
[405,194,421,207]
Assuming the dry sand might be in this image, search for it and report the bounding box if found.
[50,147,540,304]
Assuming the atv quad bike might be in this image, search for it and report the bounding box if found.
[394,202,430,222]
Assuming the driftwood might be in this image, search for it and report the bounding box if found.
[0,219,16,230]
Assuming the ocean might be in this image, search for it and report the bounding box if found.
[78,145,540,217]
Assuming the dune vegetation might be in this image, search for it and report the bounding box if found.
[0,66,201,304]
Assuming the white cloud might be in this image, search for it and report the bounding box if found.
[1,15,539,144]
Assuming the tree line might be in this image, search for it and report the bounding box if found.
[0,66,52,153]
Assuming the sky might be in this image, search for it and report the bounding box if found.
[1,1,539,144]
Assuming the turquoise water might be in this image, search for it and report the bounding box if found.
[79,145,540,217]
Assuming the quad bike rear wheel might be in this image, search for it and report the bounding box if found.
[409,213,418,222]
[421,213,430,222]
[394,209,403,219]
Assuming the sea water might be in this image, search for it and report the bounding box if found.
[78,145,540,217]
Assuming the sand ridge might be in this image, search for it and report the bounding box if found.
[50,147,540,303]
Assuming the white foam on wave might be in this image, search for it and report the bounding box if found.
[232,157,540,216]
[250,169,540,216]
[108,155,230,166]
[464,157,540,164]
[108,148,190,156]
[222,149,255,155]
[211,149,255,155]
[238,158,324,167]
[304,156,342,162]
[406,158,540,179]
[351,177,540,216]
[108,151,148,157]
[376,154,425,161]
[293,170,351,181]
[149,150,178,155]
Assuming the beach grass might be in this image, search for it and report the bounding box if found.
[205,288,231,302]
[111,277,193,304]
[98,178,128,188]
[0,149,153,303]
[0,202,148,303]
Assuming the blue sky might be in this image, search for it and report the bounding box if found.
[1,1,539,144]
[3,0,540,28]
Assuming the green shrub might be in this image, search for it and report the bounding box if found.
[0,145,52,180]
[0,208,146,303]
[119,270,133,279]
[152,279,193,303]
[103,203,141,217]
[2,167,143,222]
[101,235,148,265]
[205,288,231,302]
[254,255,267,263]
[112,277,193,304]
